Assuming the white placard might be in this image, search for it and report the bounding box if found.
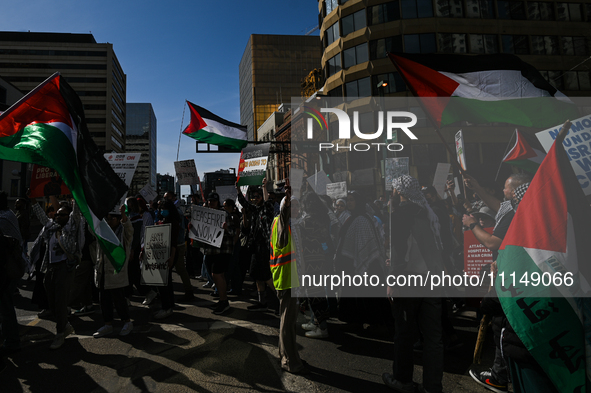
[326,182,347,200]
[141,224,171,286]
[216,185,236,205]
[188,205,226,248]
[104,153,141,213]
[290,168,304,199]
[455,130,467,171]
[432,163,452,198]
[307,170,331,195]
[139,184,158,204]
[536,115,591,196]
[174,159,199,185]
[235,185,249,211]
[385,158,409,190]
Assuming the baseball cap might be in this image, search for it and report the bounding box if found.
[207,192,220,201]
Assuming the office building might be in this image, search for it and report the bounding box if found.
[126,103,157,195]
[239,34,322,141]
[0,31,127,152]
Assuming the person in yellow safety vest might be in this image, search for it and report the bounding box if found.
[270,179,309,375]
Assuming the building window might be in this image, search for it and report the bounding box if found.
[326,54,341,78]
[563,71,591,90]
[343,43,369,68]
[345,77,371,99]
[404,33,437,53]
[436,0,463,17]
[327,86,342,98]
[497,1,526,20]
[401,0,433,18]
[370,36,403,60]
[369,1,400,25]
[540,70,564,91]
[531,36,559,55]
[325,21,340,47]
[439,33,467,53]
[325,0,338,15]
[557,3,583,21]
[501,35,529,54]
[372,73,407,95]
[342,9,366,36]
[469,34,498,53]
[527,1,555,20]
[562,36,587,55]
[465,0,494,18]
[111,136,122,149]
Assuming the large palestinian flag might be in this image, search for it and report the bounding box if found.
[388,52,578,128]
[495,122,591,392]
[0,73,128,271]
[502,129,546,173]
[183,101,247,150]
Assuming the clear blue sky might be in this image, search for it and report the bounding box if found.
[3,0,319,193]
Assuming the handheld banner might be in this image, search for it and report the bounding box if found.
[432,163,452,198]
[326,181,347,200]
[29,164,71,197]
[174,159,199,185]
[464,227,494,276]
[455,130,467,171]
[188,205,226,248]
[141,224,171,286]
[236,143,270,186]
[139,184,158,204]
[104,153,141,213]
[307,170,331,195]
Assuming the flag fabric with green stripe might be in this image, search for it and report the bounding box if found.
[388,52,579,129]
[502,129,546,173]
[183,101,247,150]
[495,125,591,392]
[0,72,128,271]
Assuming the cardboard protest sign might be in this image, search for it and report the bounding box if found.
[432,163,452,198]
[139,184,158,204]
[174,159,199,185]
[307,170,331,195]
[29,164,71,197]
[236,143,270,186]
[326,181,347,200]
[216,185,236,205]
[188,205,226,248]
[464,227,494,276]
[104,153,141,212]
[455,130,467,171]
[536,115,591,196]
[385,157,409,191]
[141,224,171,286]
[289,168,304,199]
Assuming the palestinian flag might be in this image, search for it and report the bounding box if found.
[0,73,128,271]
[502,129,546,173]
[388,52,578,128]
[495,122,591,392]
[183,101,247,150]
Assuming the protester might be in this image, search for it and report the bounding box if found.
[93,204,134,338]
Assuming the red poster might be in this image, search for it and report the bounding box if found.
[464,227,494,276]
[29,164,71,197]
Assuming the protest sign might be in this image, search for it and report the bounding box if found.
[139,184,158,204]
[385,157,409,191]
[455,130,467,171]
[464,227,494,277]
[174,159,199,185]
[29,164,71,197]
[237,143,270,186]
[141,224,171,286]
[432,163,452,198]
[216,185,236,204]
[326,181,347,200]
[235,185,249,211]
[104,153,141,212]
[307,170,331,195]
[536,114,591,196]
[290,168,304,199]
[188,205,226,248]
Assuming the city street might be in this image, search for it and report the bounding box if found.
[2,272,497,393]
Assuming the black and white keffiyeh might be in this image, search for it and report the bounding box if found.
[494,200,513,231]
[512,182,530,211]
[392,175,443,250]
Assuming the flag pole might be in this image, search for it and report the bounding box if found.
[176,100,187,161]
[494,129,517,182]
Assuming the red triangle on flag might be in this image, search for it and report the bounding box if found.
[503,130,538,162]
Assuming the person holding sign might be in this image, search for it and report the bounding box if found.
[92,205,134,338]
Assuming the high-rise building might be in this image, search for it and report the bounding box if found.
[126,103,157,195]
[239,34,322,141]
[0,31,127,152]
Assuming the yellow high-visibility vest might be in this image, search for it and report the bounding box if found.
[269,216,299,290]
